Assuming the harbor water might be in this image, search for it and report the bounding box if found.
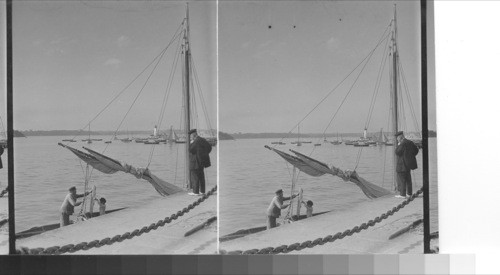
[219,137,438,236]
[13,135,437,239]
[14,136,217,232]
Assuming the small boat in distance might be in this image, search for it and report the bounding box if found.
[353,141,369,147]
[330,133,343,145]
[295,125,302,146]
[120,130,133,142]
[144,139,160,145]
[62,139,76,142]
[271,141,286,145]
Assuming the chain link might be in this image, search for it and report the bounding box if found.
[221,188,423,255]
[17,186,217,255]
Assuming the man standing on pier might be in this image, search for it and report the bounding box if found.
[395,131,419,198]
[60,186,91,227]
[188,129,212,195]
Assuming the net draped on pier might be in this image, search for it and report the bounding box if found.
[58,143,183,196]
[265,145,391,199]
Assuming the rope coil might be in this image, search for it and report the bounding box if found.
[220,188,423,255]
[17,185,217,255]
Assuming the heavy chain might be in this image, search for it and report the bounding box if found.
[220,188,423,255]
[17,186,217,255]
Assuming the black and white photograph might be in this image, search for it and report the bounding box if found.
[12,0,217,254]
[0,1,8,254]
[4,0,500,272]
[218,1,438,254]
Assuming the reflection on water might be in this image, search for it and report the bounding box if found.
[219,137,438,236]
[14,136,217,232]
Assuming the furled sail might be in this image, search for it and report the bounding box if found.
[265,145,391,199]
[264,146,325,177]
[58,143,183,196]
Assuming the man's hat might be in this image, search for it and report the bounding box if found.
[69,186,76,191]
[394,131,404,137]
[275,189,283,194]
[188,129,197,135]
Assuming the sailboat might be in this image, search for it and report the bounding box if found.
[119,130,132,143]
[82,124,92,144]
[174,131,187,143]
[291,125,302,146]
[266,5,421,207]
[144,126,160,144]
[330,133,342,145]
[167,126,175,143]
[56,4,215,223]
[375,128,390,145]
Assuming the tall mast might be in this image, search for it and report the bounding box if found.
[184,3,191,189]
[392,5,399,190]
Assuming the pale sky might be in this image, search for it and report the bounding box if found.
[9,0,434,134]
[219,1,435,134]
[12,0,216,132]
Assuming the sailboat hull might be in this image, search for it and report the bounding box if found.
[15,208,127,239]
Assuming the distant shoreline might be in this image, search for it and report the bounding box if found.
[228,130,436,140]
[16,130,436,140]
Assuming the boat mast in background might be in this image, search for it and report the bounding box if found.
[391,5,399,191]
[183,3,191,189]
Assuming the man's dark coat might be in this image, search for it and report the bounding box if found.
[395,138,419,172]
[189,136,212,170]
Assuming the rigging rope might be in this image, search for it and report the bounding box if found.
[382,107,392,190]
[63,20,186,199]
[321,32,392,138]
[397,68,408,133]
[365,34,392,130]
[146,26,185,168]
[190,62,199,130]
[155,24,185,135]
[283,167,298,221]
[324,30,389,170]
[270,22,394,147]
[398,61,421,134]
[77,165,91,218]
[60,20,186,146]
[191,55,215,134]
[106,34,177,155]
